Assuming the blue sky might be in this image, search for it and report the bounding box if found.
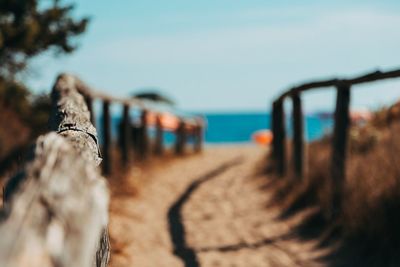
[28,0,400,112]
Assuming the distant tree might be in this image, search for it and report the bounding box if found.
[133,90,175,106]
[0,0,88,164]
[0,0,89,78]
[0,0,89,148]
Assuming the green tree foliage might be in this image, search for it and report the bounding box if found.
[0,0,89,78]
[0,1,88,160]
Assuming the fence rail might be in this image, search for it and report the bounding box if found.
[0,74,110,267]
[0,73,205,267]
[68,73,205,175]
[271,67,400,214]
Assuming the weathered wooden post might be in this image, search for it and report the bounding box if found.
[331,83,351,216]
[272,100,286,176]
[120,104,131,165]
[154,114,164,155]
[102,100,112,175]
[0,74,110,267]
[84,95,96,127]
[175,120,186,155]
[292,93,304,179]
[139,109,149,158]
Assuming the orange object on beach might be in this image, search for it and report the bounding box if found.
[252,130,273,146]
[144,111,180,131]
[160,112,180,131]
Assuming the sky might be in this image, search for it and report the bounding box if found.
[28,0,400,113]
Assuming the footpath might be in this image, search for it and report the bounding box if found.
[109,145,326,267]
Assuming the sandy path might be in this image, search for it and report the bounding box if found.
[109,145,326,267]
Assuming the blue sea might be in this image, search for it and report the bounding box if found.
[98,112,333,144]
[203,113,333,143]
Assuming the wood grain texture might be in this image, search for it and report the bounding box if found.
[0,74,110,267]
[50,74,102,166]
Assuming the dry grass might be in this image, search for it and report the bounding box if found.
[0,106,30,160]
[266,107,400,266]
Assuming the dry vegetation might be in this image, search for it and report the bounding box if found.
[0,94,51,176]
[0,106,30,168]
[266,102,400,266]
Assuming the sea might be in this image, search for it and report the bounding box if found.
[203,112,333,143]
[99,112,334,145]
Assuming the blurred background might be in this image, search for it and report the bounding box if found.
[2,0,400,152]
[29,0,400,111]
[2,1,400,267]
[10,1,400,146]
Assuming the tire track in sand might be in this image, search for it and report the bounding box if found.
[167,157,244,267]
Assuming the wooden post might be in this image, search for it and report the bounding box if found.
[84,95,96,127]
[272,100,286,176]
[182,123,188,149]
[175,120,185,155]
[292,93,304,179]
[120,104,130,165]
[194,123,203,152]
[271,102,278,159]
[331,84,351,216]
[0,74,110,267]
[154,114,164,155]
[139,109,149,159]
[102,100,112,175]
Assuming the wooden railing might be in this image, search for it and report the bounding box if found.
[271,68,400,212]
[0,74,110,267]
[70,74,204,175]
[0,73,205,267]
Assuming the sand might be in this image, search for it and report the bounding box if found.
[108,145,326,267]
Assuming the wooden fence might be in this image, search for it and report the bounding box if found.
[271,68,400,213]
[0,74,109,267]
[0,73,205,267]
[71,74,204,175]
